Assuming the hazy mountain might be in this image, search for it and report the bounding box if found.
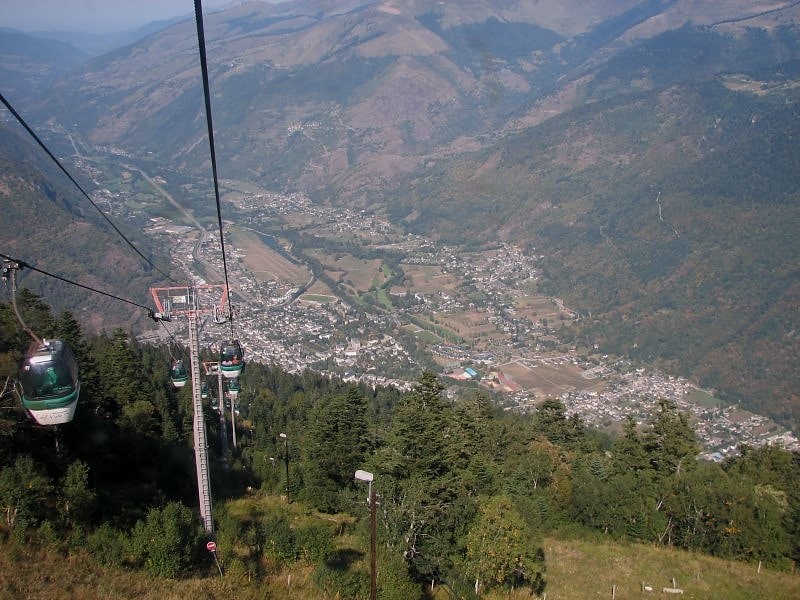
[5,0,800,427]
[0,29,88,100]
[28,17,189,57]
[27,0,800,196]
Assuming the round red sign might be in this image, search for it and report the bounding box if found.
[206,541,217,552]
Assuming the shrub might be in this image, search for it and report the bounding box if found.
[296,522,335,563]
[87,523,126,568]
[128,501,201,578]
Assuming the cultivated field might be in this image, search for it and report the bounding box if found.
[401,263,461,295]
[496,357,603,398]
[513,294,566,324]
[310,251,384,292]
[228,227,309,284]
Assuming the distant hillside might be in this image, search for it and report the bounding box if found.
[28,17,188,57]
[0,29,87,100]
[25,0,800,198]
[0,124,168,333]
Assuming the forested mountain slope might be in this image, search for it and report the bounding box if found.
[388,28,800,430]
[0,125,167,333]
[0,29,87,99]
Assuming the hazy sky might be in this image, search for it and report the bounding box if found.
[1,1,272,33]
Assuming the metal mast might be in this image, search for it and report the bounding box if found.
[151,284,230,534]
[229,395,237,449]
[187,291,213,533]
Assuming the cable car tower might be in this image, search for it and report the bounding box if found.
[150,283,230,534]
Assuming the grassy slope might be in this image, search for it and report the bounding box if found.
[3,533,799,599]
[539,537,800,600]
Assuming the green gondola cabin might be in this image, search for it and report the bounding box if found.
[170,359,189,388]
[19,340,79,426]
[219,340,244,378]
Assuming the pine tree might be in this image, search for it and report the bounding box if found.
[304,387,369,512]
[379,371,458,583]
[643,399,700,478]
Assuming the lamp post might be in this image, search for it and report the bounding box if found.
[355,469,376,600]
[280,433,290,503]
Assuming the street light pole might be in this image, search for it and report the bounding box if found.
[355,469,376,600]
[280,432,290,503]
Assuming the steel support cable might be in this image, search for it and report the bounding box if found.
[5,266,43,346]
[1,252,155,315]
[0,93,176,284]
[193,0,236,337]
[158,320,190,361]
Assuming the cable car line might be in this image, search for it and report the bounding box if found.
[0,92,176,284]
[159,320,186,353]
[3,260,43,346]
[161,322,191,389]
[1,252,160,318]
[158,320,192,365]
[193,0,236,337]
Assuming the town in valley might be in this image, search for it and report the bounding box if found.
[95,172,798,459]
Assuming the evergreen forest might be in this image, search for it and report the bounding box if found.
[1,291,799,598]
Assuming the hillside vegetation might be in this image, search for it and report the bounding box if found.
[1,293,799,598]
[3,533,800,599]
[0,125,168,333]
[384,25,800,431]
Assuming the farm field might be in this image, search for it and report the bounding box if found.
[304,278,336,297]
[309,251,384,292]
[513,294,566,325]
[496,358,604,399]
[401,263,461,295]
[228,227,309,285]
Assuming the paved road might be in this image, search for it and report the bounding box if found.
[125,164,257,305]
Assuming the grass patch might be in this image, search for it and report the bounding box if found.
[228,227,309,284]
[415,329,442,343]
[376,288,393,310]
[685,388,722,408]
[537,537,800,600]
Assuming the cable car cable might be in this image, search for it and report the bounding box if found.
[0,92,176,284]
[158,320,189,360]
[193,0,236,336]
[1,252,159,317]
[3,261,43,346]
